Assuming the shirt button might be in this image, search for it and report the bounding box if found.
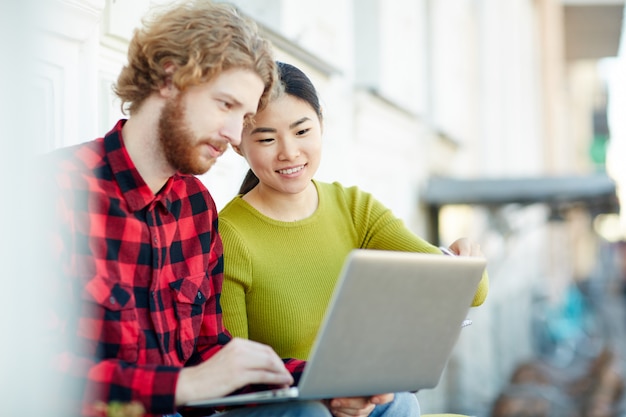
[109,296,116,305]
[154,238,158,244]
[197,291,202,299]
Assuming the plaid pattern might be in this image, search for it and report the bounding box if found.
[49,120,305,417]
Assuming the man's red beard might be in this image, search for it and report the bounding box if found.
[158,94,223,175]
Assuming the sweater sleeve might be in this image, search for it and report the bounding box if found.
[341,183,489,306]
[218,216,252,340]
[217,206,309,382]
[341,183,440,253]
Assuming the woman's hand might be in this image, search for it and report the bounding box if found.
[326,393,394,417]
[448,237,483,257]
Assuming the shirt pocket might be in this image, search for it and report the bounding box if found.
[80,277,139,363]
[169,272,211,362]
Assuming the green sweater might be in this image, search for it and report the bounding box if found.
[218,180,489,360]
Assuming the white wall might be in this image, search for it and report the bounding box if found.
[1,1,85,414]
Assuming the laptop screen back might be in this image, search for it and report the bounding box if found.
[297,249,486,399]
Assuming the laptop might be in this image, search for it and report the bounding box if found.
[185,249,486,408]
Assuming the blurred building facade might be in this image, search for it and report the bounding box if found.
[38,0,623,414]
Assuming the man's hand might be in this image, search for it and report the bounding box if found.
[326,393,394,417]
[175,338,293,406]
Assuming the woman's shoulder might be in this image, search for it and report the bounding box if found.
[219,195,241,212]
[218,195,250,224]
[315,180,374,204]
[315,179,365,197]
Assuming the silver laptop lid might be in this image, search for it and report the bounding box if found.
[297,249,486,399]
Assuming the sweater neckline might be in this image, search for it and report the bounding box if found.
[236,180,324,226]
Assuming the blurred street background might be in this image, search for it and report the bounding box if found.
[5,0,626,415]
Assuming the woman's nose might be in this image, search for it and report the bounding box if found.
[278,138,300,160]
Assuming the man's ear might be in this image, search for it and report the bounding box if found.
[159,62,177,98]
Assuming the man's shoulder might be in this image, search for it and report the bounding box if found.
[42,138,106,174]
[38,139,108,206]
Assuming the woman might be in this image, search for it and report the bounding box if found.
[219,62,489,417]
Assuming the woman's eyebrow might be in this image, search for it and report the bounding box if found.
[249,126,277,134]
[289,117,311,129]
[250,117,311,135]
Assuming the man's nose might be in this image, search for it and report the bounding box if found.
[221,116,244,146]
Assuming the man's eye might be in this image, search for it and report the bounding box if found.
[221,100,233,109]
[258,138,274,143]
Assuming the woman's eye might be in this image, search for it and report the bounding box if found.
[296,128,310,136]
[220,100,233,109]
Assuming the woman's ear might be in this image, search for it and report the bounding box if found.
[232,144,244,156]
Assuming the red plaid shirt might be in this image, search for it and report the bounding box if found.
[48,120,305,417]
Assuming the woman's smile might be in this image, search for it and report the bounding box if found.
[276,164,306,175]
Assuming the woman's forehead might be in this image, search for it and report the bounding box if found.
[256,94,318,122]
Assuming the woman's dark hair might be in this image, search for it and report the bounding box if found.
[238,61,322,195]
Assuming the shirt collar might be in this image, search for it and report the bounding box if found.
[104,119,174,212]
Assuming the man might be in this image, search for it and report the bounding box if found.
[46,2,332,416]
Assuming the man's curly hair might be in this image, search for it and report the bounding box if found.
[114,0,277,115]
